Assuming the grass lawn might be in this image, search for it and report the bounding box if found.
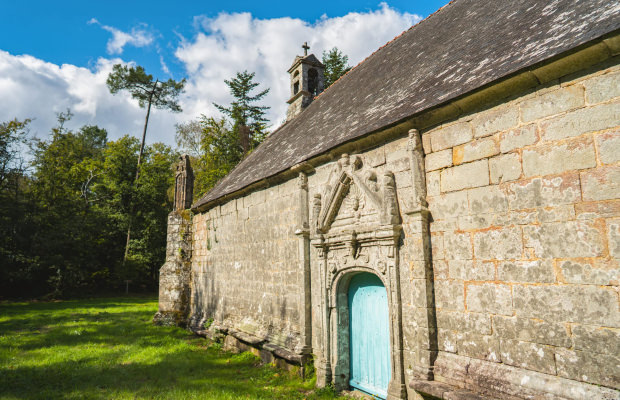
[0,296,340,400]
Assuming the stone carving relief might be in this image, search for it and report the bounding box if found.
[315,153,401,234]
[310,153,407,399]
[174,154,194,211]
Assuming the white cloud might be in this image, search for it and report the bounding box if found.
[0,4,422,148]
[0,51,177,145]
[176,3,421,128]
[90,19,155,55]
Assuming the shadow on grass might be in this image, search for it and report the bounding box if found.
[0,297,329,400]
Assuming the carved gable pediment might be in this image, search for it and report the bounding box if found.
[313,154,401,235]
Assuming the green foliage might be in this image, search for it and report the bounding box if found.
[174,119,203,157]
[0,113,177,299]
[0,297,342,399]
[195,116,243,196]
[106,64,186,112]
[322,47,352,88]
[213,70,270,154]
[0,117,31,190]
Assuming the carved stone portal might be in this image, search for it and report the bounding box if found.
[311,153,407,400]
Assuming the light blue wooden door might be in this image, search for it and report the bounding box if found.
[348,273,390,399]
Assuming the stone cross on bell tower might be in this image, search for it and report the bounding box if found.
[286,42,325,121]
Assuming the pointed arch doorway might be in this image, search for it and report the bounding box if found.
[348,272,391,399]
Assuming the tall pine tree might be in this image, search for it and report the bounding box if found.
[322,47,352,88]
[213,71,270,155]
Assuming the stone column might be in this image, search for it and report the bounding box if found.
[314,236,332,387]
[387,234,408,400]
[294,172,313,358]
[405,129,437,381]
[154,155,194,327]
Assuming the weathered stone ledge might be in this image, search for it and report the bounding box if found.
[190,325,305,365]
[409,380,498,400]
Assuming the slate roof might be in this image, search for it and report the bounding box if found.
[194,0,620,210]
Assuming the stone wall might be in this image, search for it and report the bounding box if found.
[154,211,193,326]
[421,57,620,398]
[190,178,307,356]
[186,56,619,399]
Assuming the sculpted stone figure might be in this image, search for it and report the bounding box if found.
[174,154,194,211]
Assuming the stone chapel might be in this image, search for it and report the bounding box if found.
[156,0,620,398]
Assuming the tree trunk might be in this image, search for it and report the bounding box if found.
[123,80,157,262]
[239,124,250,155]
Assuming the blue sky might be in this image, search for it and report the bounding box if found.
[0,1,450,145]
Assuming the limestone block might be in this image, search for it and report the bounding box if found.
[386,147,410,172]
[492,315,571,347]
[472,105,519,138]
[365,146,386,167]
[467,185,508,214]
[506,174,581,210]
[499,339,556,375]
[437,310,492,335]
[498,260,555,283]
[411,279,433,308]
[428,190,469,220]
[435,280,465,311]
[572,324,620,356]
[394,171,413,192]
[440,160,489,192]
[444,232,473,260]
[438,329,458,353]
[489,153,522,184]
[453,137,499,165]
[457,214,494,230]
[426,170,440,196]
[425,149,453,171]
[466,283,512,315]
[430,219,458,233]
[433,259,449,280]
[422,132,432,154]
[456,331,500,362]
[575,199,620,219]
[608,218,620,259]
[499,124,538,153]
[583,70,620,103]
[522,136,596,177]
[581,165,620,202]
[513,284,620,326]
[430,122,473,152]
[555,348,620,388]
[431,233,445,260]
[560,258,620,285]
[539,101,620,142]
[536,205,575,223]
[523,220,604,258]
[596,131,620,165]
[448,260,494,281]
[473,227,523,260]
[520,84,585,122]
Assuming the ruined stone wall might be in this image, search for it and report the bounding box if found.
[154,211,193,326]
[190,178,305,354]
[421,57,620,397]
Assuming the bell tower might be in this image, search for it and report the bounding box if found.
[286,42,325,121]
